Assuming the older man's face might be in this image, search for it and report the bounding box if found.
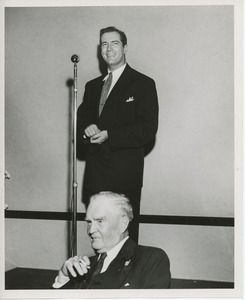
[85,195,124,253]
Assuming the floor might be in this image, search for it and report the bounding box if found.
[5,268,234,290]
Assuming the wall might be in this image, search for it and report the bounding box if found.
[4,5,235,282]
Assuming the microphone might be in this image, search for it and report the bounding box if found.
[71,54,80,63]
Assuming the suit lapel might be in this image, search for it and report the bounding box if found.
[98,65,135,121]
[87,238,137,289]
[107,65,134,99]
[106,237,136,288]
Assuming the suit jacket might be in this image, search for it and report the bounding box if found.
[77,64,159,192]
[61,238,171,289]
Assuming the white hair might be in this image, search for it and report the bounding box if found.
[90,191,134,222]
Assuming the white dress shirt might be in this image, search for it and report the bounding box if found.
[100,236,129,272]
[103,63,127,96]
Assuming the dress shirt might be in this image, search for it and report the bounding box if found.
[103,63,127,96]
[101,236,129,273]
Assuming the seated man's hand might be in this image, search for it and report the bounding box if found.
[57,255,90,285]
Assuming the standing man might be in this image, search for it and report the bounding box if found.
[77,26,159,242]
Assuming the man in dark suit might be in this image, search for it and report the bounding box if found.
[77,26,159,242]
[53,192,171,289]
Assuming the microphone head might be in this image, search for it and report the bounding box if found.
[71,54,80,63]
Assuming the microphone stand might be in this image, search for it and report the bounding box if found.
[71,54,79,256]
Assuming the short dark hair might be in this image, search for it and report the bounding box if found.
[100,26,127,46]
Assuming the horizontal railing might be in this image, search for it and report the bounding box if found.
[5,210,234,227]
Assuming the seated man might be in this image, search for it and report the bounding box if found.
[53,191,171,289]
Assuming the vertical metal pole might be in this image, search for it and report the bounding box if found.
[72,60,78,256]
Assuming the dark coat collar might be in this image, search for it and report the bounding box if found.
[87,237,137,289]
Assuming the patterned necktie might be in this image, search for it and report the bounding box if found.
[99,72,113,115]
[91,252,107,277]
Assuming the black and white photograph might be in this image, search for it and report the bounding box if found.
[1,0,243,299]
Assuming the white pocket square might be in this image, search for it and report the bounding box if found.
[126,97,134,102]
[124,283,130,286]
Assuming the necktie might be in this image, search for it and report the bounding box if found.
[99,72,113,115]
[91,252,107,277]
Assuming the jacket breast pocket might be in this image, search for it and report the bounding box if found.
[119,96,137,118]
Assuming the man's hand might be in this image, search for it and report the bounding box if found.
[57,255,90,285]
[84,124,108,144]
[84,124,100,138]
[90,130,108,144]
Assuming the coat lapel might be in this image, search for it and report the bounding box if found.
[98,65,135,121]
[106,238,136,288]
[107,65,134,100]
[87,238,137,289]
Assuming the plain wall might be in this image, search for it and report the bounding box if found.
[5,5,235,281]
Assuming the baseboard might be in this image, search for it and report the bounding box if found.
[5,268,234,290]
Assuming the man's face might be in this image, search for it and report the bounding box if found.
[85,196,124,253]
[100,31,127,71]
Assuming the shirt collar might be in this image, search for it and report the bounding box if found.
[103,63,127,81]
[103,236,129,262]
